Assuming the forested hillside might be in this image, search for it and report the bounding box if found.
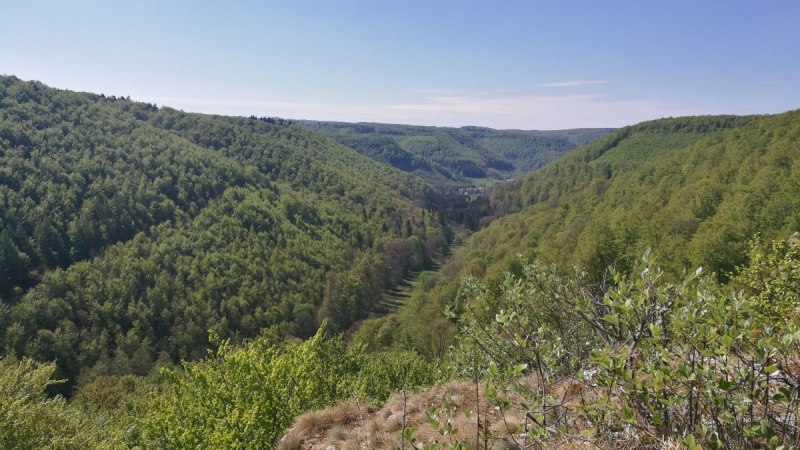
[464,112,800,282]
[300,120,612,188]
[350,114,793,355]
[0,76,451,389]
[289,111,800,449]
[3,76,799,449]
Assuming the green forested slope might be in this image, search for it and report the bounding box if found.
[300,120,613,187]
[464,113,800,281]
[3,77,799,448]
[0,76,449,387]
[364,112,800,358]
[328,111,800,449]
[398,110,800,449]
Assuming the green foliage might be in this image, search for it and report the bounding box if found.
[353,349,437,402]
[136,327,438,448]
[4,75,800,449]
[71,373,167,447]
[0,333,439,449]
[460,112,799,284]
[372,114,795,359]
[0,356,99,449]
[451,263,595,379]
[422,394,471,449]
[732,234,800,328]
[583,251,800,448]
[138,326,356,448]
[455,239,800,448]
[350,262,460,360]
[449,262,598,445]
[301,120,612,188]
[0,75,451,387]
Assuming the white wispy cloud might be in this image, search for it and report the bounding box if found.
[538,80,611,88]
[137,92,713,130]
[382,93,710,129]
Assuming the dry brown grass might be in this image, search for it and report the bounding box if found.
[277,401,375,450]
[278,375,696,449]
[276,432,303,450]
[278,380,534,449]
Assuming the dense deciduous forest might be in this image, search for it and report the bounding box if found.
[349,114,799,357]
[300,120,612,188]
[0,75,455,392]
[468,112,800,282]
[335,110,800,448]
[1,76,799,449]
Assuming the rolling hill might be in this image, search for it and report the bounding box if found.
[467,112,800,281]
[0,75,450,388]
[300,120,613,188]
[356,110,800,365]
[290,110,800,449]
[3,76,799,449]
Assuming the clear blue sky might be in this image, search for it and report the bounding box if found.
[1,1,798,129]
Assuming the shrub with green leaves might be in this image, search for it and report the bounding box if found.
[136,326,358,448]
[732,233,800,328]
[135,325,440,448]
[455,237,800,449]
[352,349,437,402]
[0,357,98,449]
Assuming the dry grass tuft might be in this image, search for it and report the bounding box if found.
[279,381,501,449]
[275,431,303,450]
[278,378,610,449]
[278,400,375,450]
[325,425,352,441]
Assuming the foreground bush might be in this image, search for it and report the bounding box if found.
[0,357,99,449]
[136,324,437,448]
[455,237,800,449]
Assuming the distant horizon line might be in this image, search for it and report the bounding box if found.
[3,73,791,132]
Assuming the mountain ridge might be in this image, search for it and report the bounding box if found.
[299,119,613,188]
